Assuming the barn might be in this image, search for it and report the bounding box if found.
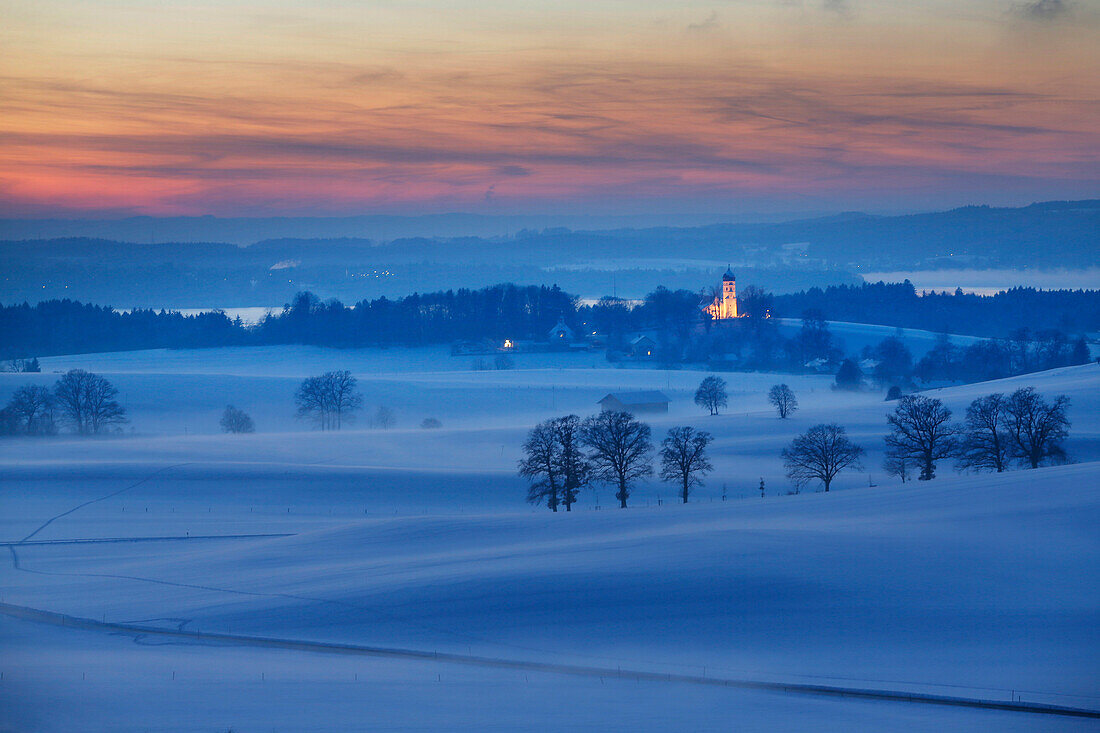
[598,390,670,414]
[629,335,657,359]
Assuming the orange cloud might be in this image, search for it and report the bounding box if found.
[0,1,1096,215]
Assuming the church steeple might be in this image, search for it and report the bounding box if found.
[702,264,740,320]
[722,267,737,318]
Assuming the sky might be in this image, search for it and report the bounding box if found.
[1,0,1098,218]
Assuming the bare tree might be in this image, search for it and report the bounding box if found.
[694,376,728,416]
[4,385,55,435]
[295,371,362,430]
[325,371,363,430]
[956,394,1010,473]
[2,357,40,373]
[1004,387,1070,468]
[782,423,863,492]
[220,405,255,434]
[0,405,17,435]
[519,418,562,511]
[421,417,442,429]
[581,410,653,508]
[53,369,127,434]
[553,415,589,511]
[295,376,329,429]
[882,444,912,484]
[768,384,798,419]
[659,427,713,503]
[374,405,396,429]
[885,395,960,481]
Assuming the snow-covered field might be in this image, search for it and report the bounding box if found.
[772,319,985,358]
[1,346,1098,731]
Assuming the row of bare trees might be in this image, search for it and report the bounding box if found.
[884,388,1071,482]
[523,384,1070,505]
[520,411,715,511]
[783,388,1072,492]
[1,369,127,436]
[695,376,800,420]
[779,387,1072,492]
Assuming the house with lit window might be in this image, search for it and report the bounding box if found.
[548,318,574,342]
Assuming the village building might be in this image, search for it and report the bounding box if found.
[548,318,574,342]
[629,335,657,359]
[598,390,670,414]
[702,267,739,320]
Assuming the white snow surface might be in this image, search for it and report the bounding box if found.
[772,319,986,358]
[1,346,1099,731]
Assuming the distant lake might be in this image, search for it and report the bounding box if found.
[118,306,279,324]
[861,268,1100,296]
[177,307,279,324]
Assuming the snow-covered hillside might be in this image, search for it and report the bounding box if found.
[772,319,985,358]
[1,347,1098,731]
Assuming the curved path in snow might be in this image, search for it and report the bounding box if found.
[1,601,1097,721]
[0,534,293,546]
[6,461,1098,721]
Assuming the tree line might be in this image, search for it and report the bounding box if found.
[912,330,1090,383]
[0,284,575,358]
[4,282,1095,368]
[685,309,1091,384]
[772,281,1100,337]
[787,387,1071,492]
[0,368,402,437]
[520,380,1071,509]
[883,388,1071,481]
[519,412,714,510]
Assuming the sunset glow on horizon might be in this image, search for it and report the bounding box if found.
[2,0,1098,217]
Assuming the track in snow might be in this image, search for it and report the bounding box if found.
[7,461,1098,721]
[17,462,192,544]
[1,601,1097,721]
[0,534,293,547]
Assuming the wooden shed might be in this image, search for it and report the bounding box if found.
[598,390,670,414]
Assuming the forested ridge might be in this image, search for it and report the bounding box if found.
[771,281,1100,337]
[2,281,1097,360]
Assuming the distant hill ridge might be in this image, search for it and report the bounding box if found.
[1,200,1096,307]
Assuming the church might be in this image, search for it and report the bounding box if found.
[702,267,739,320]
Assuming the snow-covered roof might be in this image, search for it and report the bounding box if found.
[599,390,670,405]
[548,320,574,338]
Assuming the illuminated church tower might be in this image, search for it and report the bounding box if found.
[703,267,739,320]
